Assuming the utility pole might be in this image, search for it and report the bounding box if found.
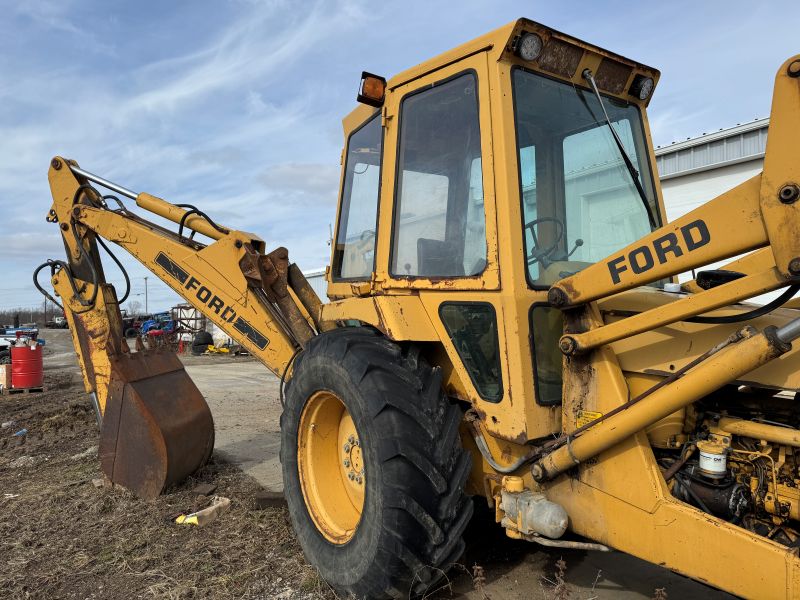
[144,276,149,313]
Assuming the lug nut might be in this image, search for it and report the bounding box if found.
[343,459,350,467]
[348,434,355,444]
[348,472,355,480]
[355,476,363,484]
[353,439,359,447]
[343,443,351,453]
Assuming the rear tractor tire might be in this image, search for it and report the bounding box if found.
[281,327,473,599]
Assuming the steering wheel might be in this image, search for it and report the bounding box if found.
[524,217,565,266]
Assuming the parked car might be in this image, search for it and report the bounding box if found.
[46,316,68,328]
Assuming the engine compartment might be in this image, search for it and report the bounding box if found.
[652,385,800,546]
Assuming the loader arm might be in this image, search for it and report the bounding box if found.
[525,54,800,484]
[40,158,323,498]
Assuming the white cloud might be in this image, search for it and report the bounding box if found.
[0,0,367,310]
[259,163,340,196]
[1,0,797,312]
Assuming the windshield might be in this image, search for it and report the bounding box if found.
[512,68,659,287]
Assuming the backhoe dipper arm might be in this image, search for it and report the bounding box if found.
[44,158,316,416]
[549,55,800,356]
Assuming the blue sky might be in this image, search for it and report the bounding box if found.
[0,0,796,312]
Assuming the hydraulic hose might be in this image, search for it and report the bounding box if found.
[466,413,535,474]
[689,284,799,324]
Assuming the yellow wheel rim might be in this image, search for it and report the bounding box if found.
[298,390,365,544]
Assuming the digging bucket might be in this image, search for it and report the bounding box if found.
[99,349,214,500]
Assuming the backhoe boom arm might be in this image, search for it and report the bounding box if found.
[39,159,320,498]
[46,158,312,399]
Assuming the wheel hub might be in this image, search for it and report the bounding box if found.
[343,434,365,484]
[298,390,365,544]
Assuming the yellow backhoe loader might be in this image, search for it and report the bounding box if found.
[36,18,800,599]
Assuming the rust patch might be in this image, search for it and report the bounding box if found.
[239,244,312,345]
[537,38,583,78]
[595,58,633,94]
[100,350,214,500]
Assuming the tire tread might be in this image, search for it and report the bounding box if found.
[284,327,472,598]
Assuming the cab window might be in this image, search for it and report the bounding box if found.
[513,68,658,288]
[332,114,382,280]
[391,72,487,278]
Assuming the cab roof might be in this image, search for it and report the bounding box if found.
[342,18,660,134]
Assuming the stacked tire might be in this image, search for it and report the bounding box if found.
[191,332,214,355]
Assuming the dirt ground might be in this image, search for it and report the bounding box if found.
[0,334,332,600]
[0,330,732,599]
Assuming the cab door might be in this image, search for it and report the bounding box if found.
[375,52,499,292]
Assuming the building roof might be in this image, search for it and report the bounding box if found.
[654,118,768,180]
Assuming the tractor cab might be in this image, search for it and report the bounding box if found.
[322,18,666,443]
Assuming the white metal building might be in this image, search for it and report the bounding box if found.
[302,268,328,300]
[656,118,768,289]
[656,118,768,222]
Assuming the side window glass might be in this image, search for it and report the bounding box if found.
[519,145,541,280]
[440,303,502,402]
[391,73,487,278]
[530,304,564,406]
[332,114,382,280]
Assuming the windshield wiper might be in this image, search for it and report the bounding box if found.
[581,69,657,229]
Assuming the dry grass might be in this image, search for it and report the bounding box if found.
[0,371,334,599]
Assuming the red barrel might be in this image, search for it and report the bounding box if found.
[11,344,43,389]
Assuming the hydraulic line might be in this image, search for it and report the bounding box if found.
[466,413,536,473]
[96,237,130,305]
[32,260,67,310]
[662,443,697,482]
[533,320,799,482]
[688,284,799,324]
[175,204,229,239]
[524,535,610,552]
